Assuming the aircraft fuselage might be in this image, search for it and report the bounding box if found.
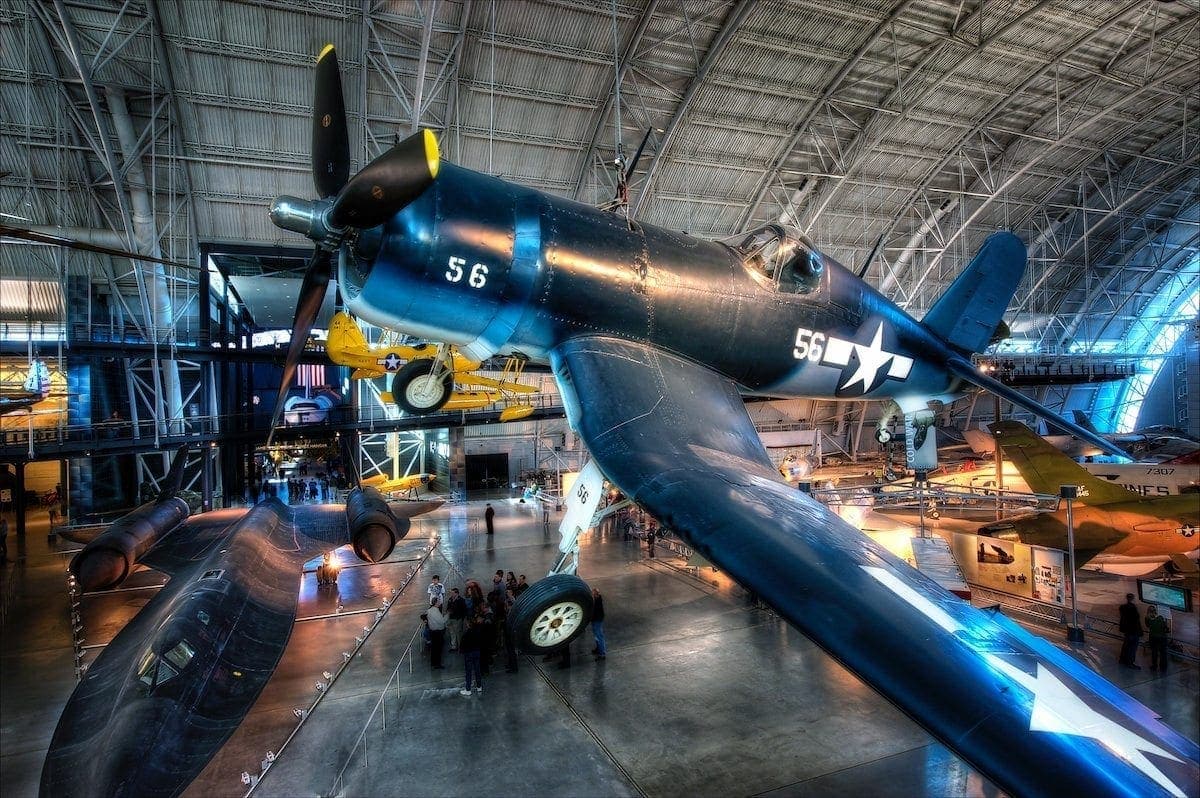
[340,164,961,404]
[42,502,327,798]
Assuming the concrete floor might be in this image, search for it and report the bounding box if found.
[2,499,1197,798]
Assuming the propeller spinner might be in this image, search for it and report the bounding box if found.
[267,45,441,438]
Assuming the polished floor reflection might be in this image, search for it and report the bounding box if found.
[1,499,1195,797]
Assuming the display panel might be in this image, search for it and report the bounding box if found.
[1137,579,1193,612]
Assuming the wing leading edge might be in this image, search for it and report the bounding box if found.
[550,336,1198,798]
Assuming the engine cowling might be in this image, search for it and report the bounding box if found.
[70,498,190,591]
[345,486,409,563]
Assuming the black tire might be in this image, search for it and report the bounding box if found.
[508,574,593,654]
[392,358,452,414]
[875,427,892,444]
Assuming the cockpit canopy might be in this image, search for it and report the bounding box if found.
[726,224,826,294]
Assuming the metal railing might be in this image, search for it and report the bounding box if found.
[243,535,439,795]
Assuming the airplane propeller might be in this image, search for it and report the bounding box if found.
[267,44,441,439]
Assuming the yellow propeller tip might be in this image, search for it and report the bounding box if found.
[422,129,440,179]
[318,43,336,62]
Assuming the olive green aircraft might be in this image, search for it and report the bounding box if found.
[982,421,1199,576]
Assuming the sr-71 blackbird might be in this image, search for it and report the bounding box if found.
[40,448,438,797]
[264,46,1197,798]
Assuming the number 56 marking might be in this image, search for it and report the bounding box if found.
[446,256,489,288]
[793,327,825,362]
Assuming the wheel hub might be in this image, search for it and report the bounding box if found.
[530,600,584,647]
[406,372,444,406]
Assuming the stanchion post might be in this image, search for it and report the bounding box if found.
[1060,484,1085,643]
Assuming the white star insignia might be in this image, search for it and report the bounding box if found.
[984,656,1184,797]
[379,353,402,371]
[861,566,1188,798]
[840,322,897,392]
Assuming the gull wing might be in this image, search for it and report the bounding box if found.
[551,336,1198,798]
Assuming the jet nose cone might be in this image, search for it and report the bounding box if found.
[352,522,396,563]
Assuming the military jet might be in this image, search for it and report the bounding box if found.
[267,46,1197,798]
[360,470,434,498]
[980,421,1199,576]
[40,448,437,798]
[0,360,52,415]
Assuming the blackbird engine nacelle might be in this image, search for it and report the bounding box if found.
[70,498,191,591]
[345,486,409,563]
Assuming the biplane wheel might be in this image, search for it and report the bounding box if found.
[508,574,593,655]
[874,427,892,445]
[392,359,452,414]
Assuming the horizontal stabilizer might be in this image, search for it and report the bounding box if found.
[922,232,1025,354]
[944,357,1131,459]
[992,422,1140,506]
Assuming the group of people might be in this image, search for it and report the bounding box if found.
[422,569,608,697]
[1118,593,1172,671]
[422,571,531,696]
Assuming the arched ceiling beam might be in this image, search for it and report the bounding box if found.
[794,0,1058,234]
[1089,231,1200,344]
[571,0,661,200]
[629,0,757,217]
[41,0,136,242]
[736,2,916,231]
[145,0,204,256]
[1061,218,1200,347]
[739,0,1032,233]
[861,1,1143,259]
[928,56,1196,307]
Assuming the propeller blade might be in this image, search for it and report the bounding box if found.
[328,129,440,230]
[0,224,197,270]
[268,249,332,440]
[313,44,349,198]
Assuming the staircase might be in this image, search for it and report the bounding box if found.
[910,536,971,599]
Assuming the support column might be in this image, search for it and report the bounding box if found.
[449,427,467,497]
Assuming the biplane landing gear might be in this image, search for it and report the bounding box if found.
[508,573,593,654]
[392,358,452,414]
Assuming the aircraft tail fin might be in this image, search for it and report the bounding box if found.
[991,421,1139,506]
[339,432,362,490]
[922,232,1025,354]
[1071,409,1101,435]
[157,446,190,504]
[327,311,368,365]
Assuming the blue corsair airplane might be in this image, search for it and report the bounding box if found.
[267,45,1198,798]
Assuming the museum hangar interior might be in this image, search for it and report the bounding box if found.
[1,1,1198,797]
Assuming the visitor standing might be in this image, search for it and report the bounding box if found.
[485,502,495,535]
[1146,605,1170,672]
[427,599,447,670]
[446,587,467,651]
[460,616,484,696]
[590,587,607,661]
[1118,593,1143,669]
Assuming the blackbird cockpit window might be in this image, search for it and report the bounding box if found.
[134,638,195,694]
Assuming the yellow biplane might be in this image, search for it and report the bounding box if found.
[327,312,539,421]
[361,472,434,498]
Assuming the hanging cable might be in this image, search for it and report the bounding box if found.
[610,0,628,214]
